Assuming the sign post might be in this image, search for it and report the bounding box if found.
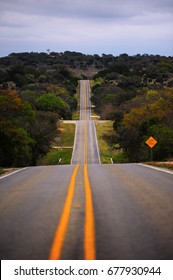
[145,136,157,161]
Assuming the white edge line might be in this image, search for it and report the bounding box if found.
[138,163,173,175]
[92,120,101,164]
[0,167,28,180]
[71,121,78,165]
[79,80,82,121]
[87,80,91,120]
[88,80,101,164]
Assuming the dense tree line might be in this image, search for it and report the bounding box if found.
[0,52,78,167]
[1,51,173,165]
[0,89,58,166]
[91,54,173,162]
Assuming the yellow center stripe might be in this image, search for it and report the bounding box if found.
[49,164,79,260]
[84,164,96,259]
[49,80,96,260]
[84,81,88,164]
[83,80,96,259]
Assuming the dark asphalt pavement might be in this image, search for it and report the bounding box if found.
[0,164,173,259]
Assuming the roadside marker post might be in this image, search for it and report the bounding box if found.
[145,136,157,161]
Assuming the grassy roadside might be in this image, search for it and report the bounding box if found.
[145,161,173,170]
[94,121,126,163]
[0,168,17,176]
[38,148,73,165]
[38,122,75,165]
[0,168,6,175]
[94,120,129,164]
[95,121,113,163]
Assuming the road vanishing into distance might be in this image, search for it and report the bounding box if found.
[0,80,173,260]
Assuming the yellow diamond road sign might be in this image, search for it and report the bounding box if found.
[146,136,157,148]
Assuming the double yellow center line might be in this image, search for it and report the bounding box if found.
[84,163,96,259]
[49,81,96,260]
[83,81,96,259]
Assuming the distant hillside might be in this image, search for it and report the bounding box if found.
[1,51,173,82]
[0,51,104,81]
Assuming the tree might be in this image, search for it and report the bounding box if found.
[36,93,71,119]
[0,89,60,166]
[29,111,58,165]
[113,89,173,162]
[0,90,34,166]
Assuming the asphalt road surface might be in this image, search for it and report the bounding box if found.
[0,81,173,260]
[71,80,100,164]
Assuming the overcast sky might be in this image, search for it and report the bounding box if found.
[0,0,173,57]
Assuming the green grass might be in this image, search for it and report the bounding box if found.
[38,122,75,165]
[0,168,16,176]
[0,168,5,175]
[95,121,114,163]
[38,148,73,165]
[57,123,75,147]
[145,162,173,170]
[72,110,80,120]
[95,120,129,164]
[112,153,129,163]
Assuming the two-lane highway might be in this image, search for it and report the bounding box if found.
[71,80,100,164]
[0,80,173,260]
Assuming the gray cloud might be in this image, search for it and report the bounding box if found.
[1,0,173,18]
[0,0,173,56]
